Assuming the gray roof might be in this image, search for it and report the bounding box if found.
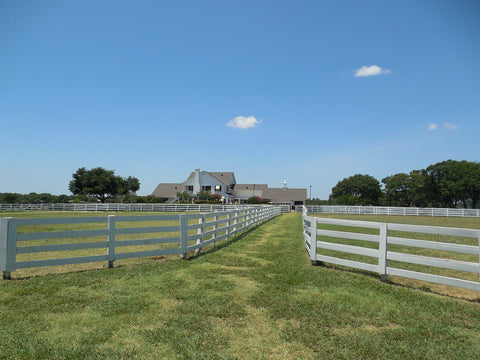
[209,172,236,185]
[182,171,235,186]
[233,184,268,191]
[151,183,184,198]
[262,188,307,202]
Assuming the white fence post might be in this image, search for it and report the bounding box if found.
[0,218,15,279]
[378,223,388,281]
[180,214,188,259]
[212,213,218,247]
[0,218,10,279]
[226,212,231,242]
[478,233,480,282]
[233,211,238,235]
[108,215,116,268]
[196,214,204,254]
[310,217,319,265]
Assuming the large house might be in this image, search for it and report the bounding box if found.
[152,168,307,206]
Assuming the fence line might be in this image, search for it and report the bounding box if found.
[0,203,292,213]
[303,205,480,218]
[0,206,281,279]
[302,208,480,292]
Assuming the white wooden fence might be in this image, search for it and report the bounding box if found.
[0,203,292,213]
[303,209,480,292]
[303,205,480,218]
[0,206,281,279]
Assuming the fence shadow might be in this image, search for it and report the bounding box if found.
[315,261,480,303]
[186,223,263,261]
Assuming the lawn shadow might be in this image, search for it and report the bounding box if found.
[314,261,480,303]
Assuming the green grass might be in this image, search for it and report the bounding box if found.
[1,213,480,359]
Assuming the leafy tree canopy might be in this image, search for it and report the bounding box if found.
[69,167,140,203]
[330,160,480,208]
[329,174,382,206]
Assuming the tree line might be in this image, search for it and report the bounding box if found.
[3,162,478,208]
[1,167,149,204]
[310,160,480,208]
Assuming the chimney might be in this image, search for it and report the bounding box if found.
[193,168,201,194]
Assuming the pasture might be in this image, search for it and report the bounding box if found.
[1,212,480,359]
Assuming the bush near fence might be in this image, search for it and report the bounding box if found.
[1,206,281,279]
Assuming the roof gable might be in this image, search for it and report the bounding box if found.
[209,172,236,185]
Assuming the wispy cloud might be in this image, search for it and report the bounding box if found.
[428,122,459,131]
[443,122,458,130]
[226,115,260,129]
[354,65,391,77]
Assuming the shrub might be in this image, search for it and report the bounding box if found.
[247,196,263,204]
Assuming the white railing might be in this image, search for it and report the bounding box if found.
[0,206,281,279]
[302,205,480,218]
[303,208,480,292]
[0,203,292,213]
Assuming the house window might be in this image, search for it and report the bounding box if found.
[187,186,193,193]
[215,185,221,191]
[202,186,211,192]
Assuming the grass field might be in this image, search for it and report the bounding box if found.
[1,212,480,359]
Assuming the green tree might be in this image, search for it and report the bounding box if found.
[382,173,415,207]
[458,161,480,208]
[407,170,430,207]
[425,160,480,208]
[119,176,140,196]
[382,170,432,207]
[0,193,20,203]
[329,174,381,205]
[176,191,192,203]
[69,167,140,203]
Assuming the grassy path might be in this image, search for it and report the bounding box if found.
[1,213,480,359]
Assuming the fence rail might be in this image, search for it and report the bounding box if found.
[303,205,480,218]
[0,203,292,213]
[302,209,480,292]
[0,206,281,279]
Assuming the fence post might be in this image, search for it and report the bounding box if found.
[180,214,188,259]
[212,213,218,247]
[233,211,238,235]
[378,223,388,282]
[196,214,204,254]
[0,218,10,279]
[226,212,231,242]
[108,215,115,268]
[0,218,15,279]
[310,217,319,265]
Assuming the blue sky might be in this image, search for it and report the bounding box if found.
[1,0,479,199]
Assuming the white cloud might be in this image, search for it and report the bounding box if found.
[226,115,260,129]
[354,65,391,77]
[443,122,458,130]
[428,123,438,130]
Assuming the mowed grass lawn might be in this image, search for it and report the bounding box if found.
[1,212,480,359]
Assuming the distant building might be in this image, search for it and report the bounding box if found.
[152,168,307,206]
